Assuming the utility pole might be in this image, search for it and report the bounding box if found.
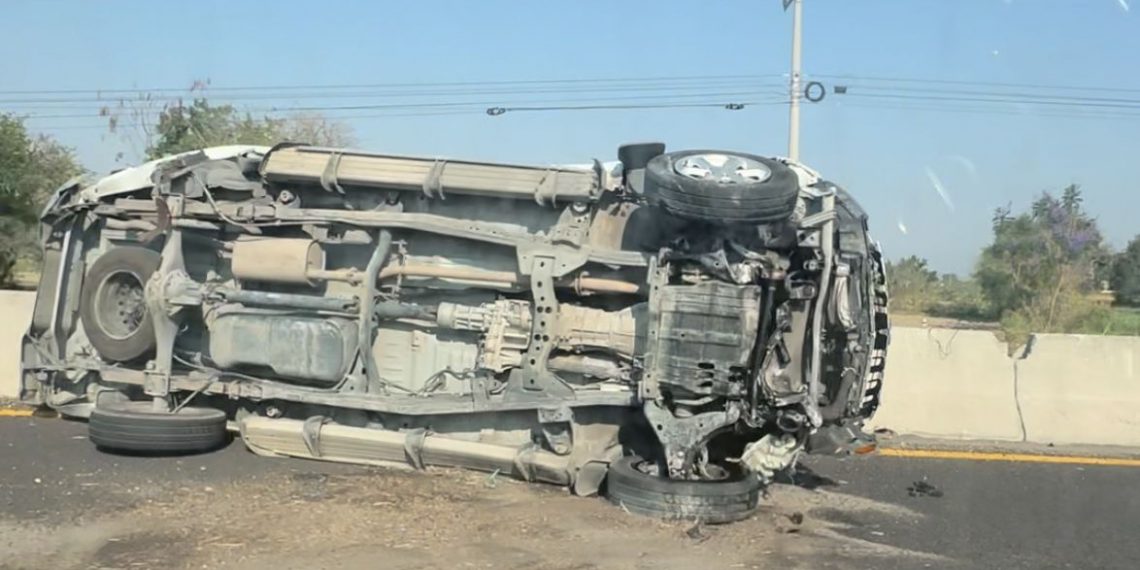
[785,0,803,161]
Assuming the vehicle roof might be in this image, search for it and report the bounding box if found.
[80,145,271,201]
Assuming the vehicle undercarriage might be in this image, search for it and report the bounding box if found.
[20,142,889,522]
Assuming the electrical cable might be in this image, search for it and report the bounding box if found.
[808,73,1140,95]
[0,73,786,96]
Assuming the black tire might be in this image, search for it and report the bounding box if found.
[79,247,160,362]
[89,401,228,454]
[605,455,761,524]
[645,150,799,224]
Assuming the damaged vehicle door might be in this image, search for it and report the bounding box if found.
[20,142,889,523]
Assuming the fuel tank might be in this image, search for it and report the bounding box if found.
[207,310,358,386]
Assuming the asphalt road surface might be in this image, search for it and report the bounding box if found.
[2,415,1139,570]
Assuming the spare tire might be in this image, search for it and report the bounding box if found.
[79,246,160,362]
[645,150,799,224]
[89,401,229,454]
[605,455,761,524]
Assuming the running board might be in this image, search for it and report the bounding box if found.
[239,415,572,485]
[260,146,601,204]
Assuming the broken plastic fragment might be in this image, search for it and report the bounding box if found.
[741,433,801,481]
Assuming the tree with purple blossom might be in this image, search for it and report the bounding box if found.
[976,185,1113,346]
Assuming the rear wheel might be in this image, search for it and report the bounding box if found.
[89,401,229,454]
[79,247,160,362]
[605,455,761,524]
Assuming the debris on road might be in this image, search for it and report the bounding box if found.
[485,468,501,489]
[907,479,944,498]
[685,520,711,542]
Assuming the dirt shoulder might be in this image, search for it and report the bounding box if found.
[0,465,939,570]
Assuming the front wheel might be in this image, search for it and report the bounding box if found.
[604,455,761,524]
[644,150,800,225]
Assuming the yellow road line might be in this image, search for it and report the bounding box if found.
[1,407,1138,467]
[879,447,1140,467]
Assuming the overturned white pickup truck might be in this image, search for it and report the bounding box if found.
[21,142,888,523]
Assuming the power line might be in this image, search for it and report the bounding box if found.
[18,83,1137,122]
[0,82,787,113]
[34,99,785,131]
[808,73,1140,95]
[840,92,1140,110]
[278,91,783,114]
[0,73,786,95]
[837,84,1140,106]
[17,90,787,121]
[10,70,1139,118]
[32,109,485,131]
[496,100,786,113]
[7,71,1137,105]
[0,81,787,105]
[804,74,1140,120]
[832,100,1140,121]
[15,69,1140,128]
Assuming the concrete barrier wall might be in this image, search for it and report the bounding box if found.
[0,290,36,399]
[871,327,1140,447]
[2,287,1139,447]
[1017,334,1140,446]
[868,327,1024,441]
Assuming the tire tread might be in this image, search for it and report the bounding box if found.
[88,401,228,454]
[604,456,761,524]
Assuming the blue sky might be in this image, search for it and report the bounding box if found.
[2,0,1137,274]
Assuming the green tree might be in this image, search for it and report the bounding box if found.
[146,99,281,159]
[0,114,84,287]
[928,274,993,321]
[885,255,939,313]
[105,95,357,161]
[975,185,1110,344]
[276,113,357,150]
[885,256,992,320]
[1111,236,1140,306]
